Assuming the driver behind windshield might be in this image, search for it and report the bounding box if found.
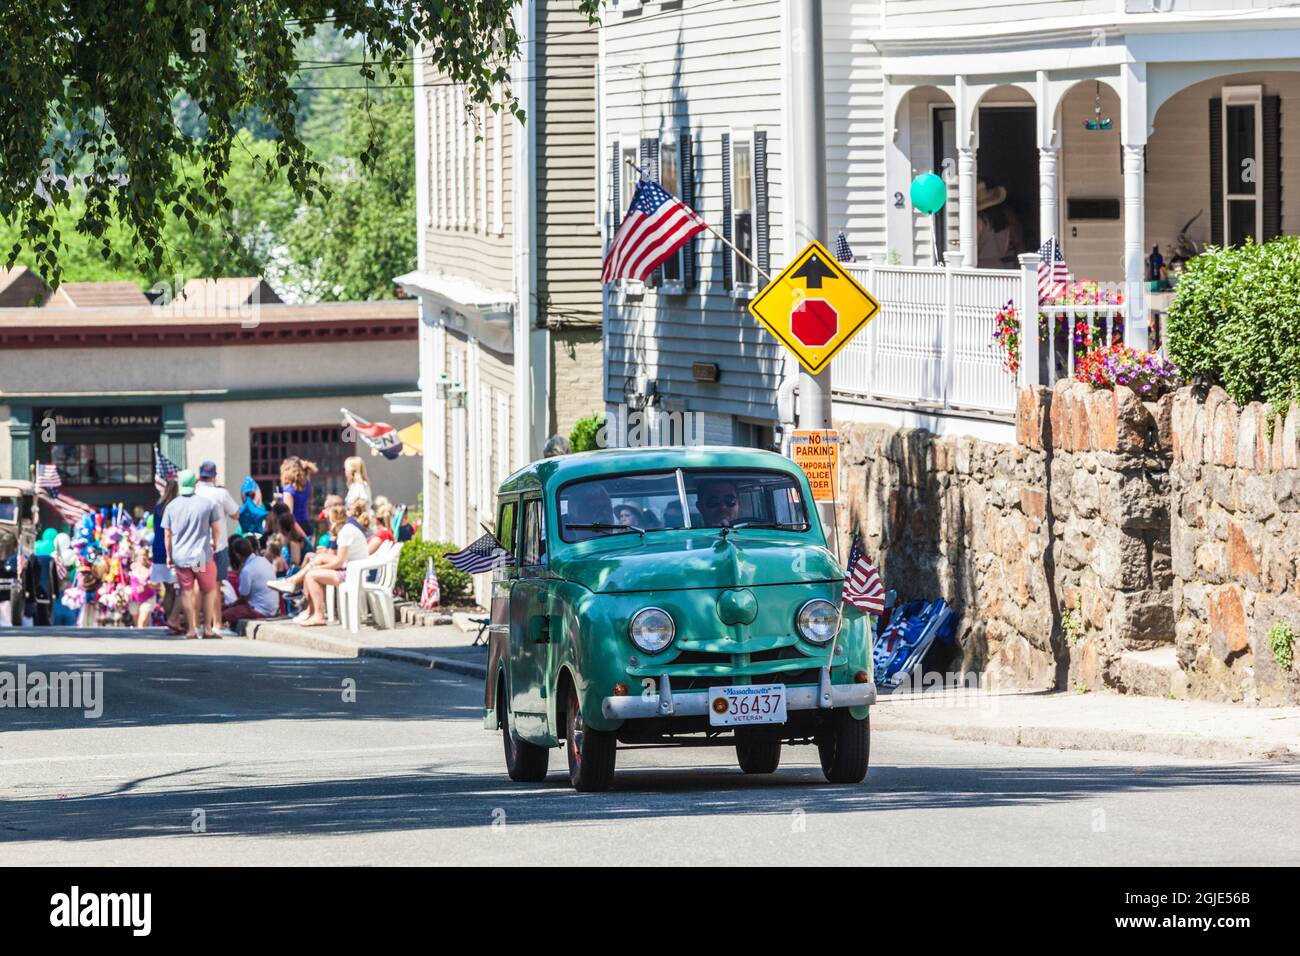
[566,483,614,540]
[696,479,742,528]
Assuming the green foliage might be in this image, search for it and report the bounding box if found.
[282,78,416,299]
[1166,238,1300,416]
[1269,623,1295,672]
[1,1,601,285]
[1061,608,1083,646]
[569,414,605,453]
[396,538,472,605]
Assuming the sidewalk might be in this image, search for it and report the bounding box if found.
[244,614,488,679]
[873,688,1300,762]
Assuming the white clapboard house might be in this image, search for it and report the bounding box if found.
[600,0,1299,442]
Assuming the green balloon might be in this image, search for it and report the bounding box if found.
[910,173,948,216]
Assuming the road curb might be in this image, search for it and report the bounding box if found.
[871,712,1300,763]
[245,620,487,680]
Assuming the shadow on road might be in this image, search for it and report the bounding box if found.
[4,760,1297,843]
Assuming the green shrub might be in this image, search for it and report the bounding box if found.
[1270,623,1295,672]
[1167,237,1300,417]
[569,413,605,453]
[395,538,472,605]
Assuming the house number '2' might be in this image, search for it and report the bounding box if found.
[894,191,905,209]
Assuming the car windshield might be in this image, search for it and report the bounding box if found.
[0,497,18,522]
[557,469,810,541]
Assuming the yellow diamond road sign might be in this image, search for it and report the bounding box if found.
[747,240,881,375]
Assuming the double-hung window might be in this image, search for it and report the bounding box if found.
[658,129,684,290]
[730,131,756,291]
[1222,85,1263,246]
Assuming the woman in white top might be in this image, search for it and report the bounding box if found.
[343,456,372,512]
[299,503,369,626]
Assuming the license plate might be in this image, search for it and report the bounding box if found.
[708,684,787,727]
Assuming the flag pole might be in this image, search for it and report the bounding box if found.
[622,158,773,285]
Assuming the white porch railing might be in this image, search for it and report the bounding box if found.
[837,254,1020,417]
[836,252,1129,415]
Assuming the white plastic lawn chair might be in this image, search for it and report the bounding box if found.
[333,542,395,634]
[363,541,403,630]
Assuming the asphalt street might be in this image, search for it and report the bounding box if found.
[3,630,1300,865]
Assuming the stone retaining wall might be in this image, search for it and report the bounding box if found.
[1169,388,1300,705]
[838,383,1300,704]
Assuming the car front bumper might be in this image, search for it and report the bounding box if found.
[601,667,876,720]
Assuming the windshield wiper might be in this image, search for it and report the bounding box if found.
[730,521,807,531]
[565,522,645,538]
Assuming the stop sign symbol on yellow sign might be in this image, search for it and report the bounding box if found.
[747,240,881,375]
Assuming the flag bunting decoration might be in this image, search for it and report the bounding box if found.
[842,536,886,616]
[342,408,404,461]
[602,178,707,284]
[445,532,515,574]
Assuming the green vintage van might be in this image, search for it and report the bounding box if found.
[483,446,875,791]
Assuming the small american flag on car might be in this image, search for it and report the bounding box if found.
[446,532,515,574]
[602,178,707,284]
[842,537,885,616]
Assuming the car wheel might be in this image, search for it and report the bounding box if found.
[501,694,549,782]
[818,710,870,784]
[735,728,782,774]
[566,681,616,792]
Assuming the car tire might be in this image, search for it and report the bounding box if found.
[818,710,870,784]
[735,729,782,774]
[565,681,616,792]
[502,697,549,782]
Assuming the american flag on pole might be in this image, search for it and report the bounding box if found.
[445,532,515,574]
[602,178,707,284]
[37,488,94,528]
[154,446,180,495]
[35,464,61,491]
[842,537,886,616]
[834,231,857,263]
[1037,236,1071,301]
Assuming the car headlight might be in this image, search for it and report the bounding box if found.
[796,599,841,645]
[629,607,675,653]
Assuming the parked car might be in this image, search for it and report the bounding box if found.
[483,447,874,791]
[0,479,38,624]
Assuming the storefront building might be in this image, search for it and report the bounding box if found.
[0,295,422,522]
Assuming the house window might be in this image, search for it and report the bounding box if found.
[620,140,640,212]
[51,442,153,485]
[249,426,354,512]
[730,132,756,289]
[659,130,684,288]
[1223,85,1263,246]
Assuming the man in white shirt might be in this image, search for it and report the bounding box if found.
[222,536,280,628]
[195,460,239,584]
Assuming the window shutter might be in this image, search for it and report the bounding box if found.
[680,130,696,289]
[721,133,733,290]
[1209,98,1223,246]
[1263,95,1282,241]
[754,130,770,277]
[642,138,661,286]
[609,142,621,238]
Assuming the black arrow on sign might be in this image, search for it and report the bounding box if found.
[791,253,837,289]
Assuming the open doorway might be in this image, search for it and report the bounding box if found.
[931,105,1041,268]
